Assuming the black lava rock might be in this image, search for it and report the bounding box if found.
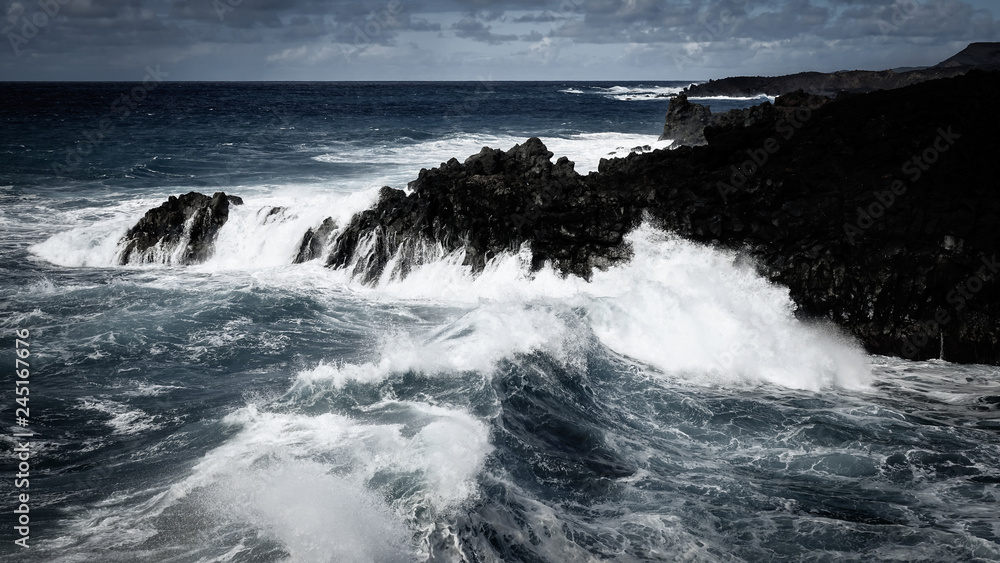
[327,71,1000,365]
[118,191,240,265]
[294,217,337,263]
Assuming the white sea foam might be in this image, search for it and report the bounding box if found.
[566,85,689,101]
[30,208,142,268]
[44,401,492,561]
[203,188,379,270]
[29,188,381,270]
[689,94,776,103]
[77,398,161,435]
[188,402,491,560]
[297,224,870,392]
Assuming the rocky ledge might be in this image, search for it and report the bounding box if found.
[124,70,1000,365]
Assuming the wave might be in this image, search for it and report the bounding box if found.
[32,187,870,392]
[310,131,665,175]
[560,85,689,101]
[39,400,492,562]
[295,224,870,391]
[689,94,776,103]
[29,189,381,269]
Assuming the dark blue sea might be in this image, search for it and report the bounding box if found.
[2,82,999,562]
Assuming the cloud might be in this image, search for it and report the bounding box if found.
[453,17,518,44]
[513,12,559,23]
[0,0,996,80]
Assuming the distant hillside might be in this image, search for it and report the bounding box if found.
[934,42,1000,68]
[683,42,1000,97]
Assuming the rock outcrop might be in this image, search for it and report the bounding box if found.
[294,217,338,264]
[659,90,830,146]
[659,94,714,146]
[117,191,242,265]
[326,137,636,282]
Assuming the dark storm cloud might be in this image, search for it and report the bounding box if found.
[513,12,560,23]
[0,0,997,79]
[453,17,518,43]
[544,0,997,46]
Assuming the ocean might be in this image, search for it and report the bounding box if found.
[1,81,999,562]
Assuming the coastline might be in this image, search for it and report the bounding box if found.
[119,71,1000,365]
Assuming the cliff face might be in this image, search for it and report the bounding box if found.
[682,42,1000,98]
[610,71,1000,364]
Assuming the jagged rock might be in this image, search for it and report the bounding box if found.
[259,206,288,224]
[294,217,337,263]
[661,90,830,147]
[327,138,637,283]
[117,191,240,265]
[658,94,713,146]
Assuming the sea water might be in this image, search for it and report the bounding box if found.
[1,82,998,562]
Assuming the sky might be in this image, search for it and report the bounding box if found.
[1,0,998,81]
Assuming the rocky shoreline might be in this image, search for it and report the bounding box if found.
[682,42,1000,98]
[119,70,1000,365]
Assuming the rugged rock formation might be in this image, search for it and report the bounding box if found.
[117,191,242,265]
[682,42,1000,98]
[327,70,1000,364]
[326,137,636,282]
[659,90,830,146]
[659,94,714,146]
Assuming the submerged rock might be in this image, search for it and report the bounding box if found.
[117,191,241,265]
